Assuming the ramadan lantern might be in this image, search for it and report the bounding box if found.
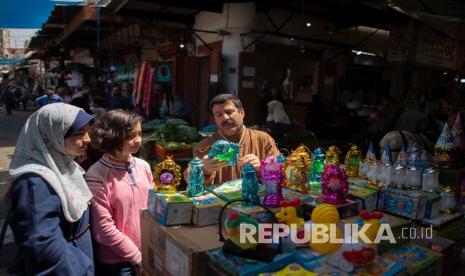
[321,164,348,204]
[325,145,341,165]
[283,155,309,193]
[187,157,205,197]
[153,156,181,194]
[344,145,363,177]
[260,156,284,207]
[309,147,325,193]
[242,163,260,206]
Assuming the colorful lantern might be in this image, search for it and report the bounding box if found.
[241,163,260,206]
[344,145,363,177]
[321,164,348,204]
[187,157,205,197]
[153,156,181,194]
[291,145,311,167]
[309,147,325,193]
[260,156,284,207]
[283,156,309,193]
[325,145,341,165]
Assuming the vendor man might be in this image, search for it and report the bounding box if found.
[185,94,280,184]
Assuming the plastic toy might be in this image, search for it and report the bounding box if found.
[208,140,240,165]
[225,211,259,250]
[275,199,305,229]
[309,204,380,272]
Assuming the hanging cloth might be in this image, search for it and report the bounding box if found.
[143,63,155,117]
[157,64,172,83]
[136,62,147,107]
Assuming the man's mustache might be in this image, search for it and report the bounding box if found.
[222,120,235,126]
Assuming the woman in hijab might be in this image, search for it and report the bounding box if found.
[266,99,291,147]
[7,103,95,275]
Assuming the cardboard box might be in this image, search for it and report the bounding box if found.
[418,212,464,241]
[228,204,274,223]
[340,212,412,254]
[141,210,223,276]
[206,248,298,276]
[382,244,442,275]
[410,235,458,276]
[302,255,406,276]
[378,188,428,220]
[302,198,359,219]
[210,178,266,202]
[349,184,379,212]
[191,193,225,227]
[421,191,441,219]
[148,190,193,226]
[211,179,243,202]
[349,177,370,187]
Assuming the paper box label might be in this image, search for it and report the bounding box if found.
[166,239,189,276]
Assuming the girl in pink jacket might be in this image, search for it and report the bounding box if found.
[86,110,154,275]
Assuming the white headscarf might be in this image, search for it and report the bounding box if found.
[9,103,93,222]
[266,100,291,125]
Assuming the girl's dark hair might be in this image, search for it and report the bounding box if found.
[91,109,142,154]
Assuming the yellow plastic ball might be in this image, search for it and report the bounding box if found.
[309,223,343,254]
[311,203,340,224]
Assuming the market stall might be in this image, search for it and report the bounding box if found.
[140,120,465,275]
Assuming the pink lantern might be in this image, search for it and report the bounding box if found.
[260,156,284,207]
[321,164,348,204]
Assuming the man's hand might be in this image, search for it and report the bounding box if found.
[240,154,261,170]
[202,154,227,174]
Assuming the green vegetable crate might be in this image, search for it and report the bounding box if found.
[155,143,193,159]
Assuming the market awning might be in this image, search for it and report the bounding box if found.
[0,0,85,28]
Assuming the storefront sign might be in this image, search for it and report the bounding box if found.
[242,80,254,89]
[242,66,255,77]
[414,25,457,69]
[210,74,218,82]
[387,27,409,62]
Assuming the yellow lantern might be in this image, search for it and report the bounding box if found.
[325,145,341,165]
[153,156,181,194]
[283,156,309,193]
[344,145,363,177]
[292,145,312,168]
